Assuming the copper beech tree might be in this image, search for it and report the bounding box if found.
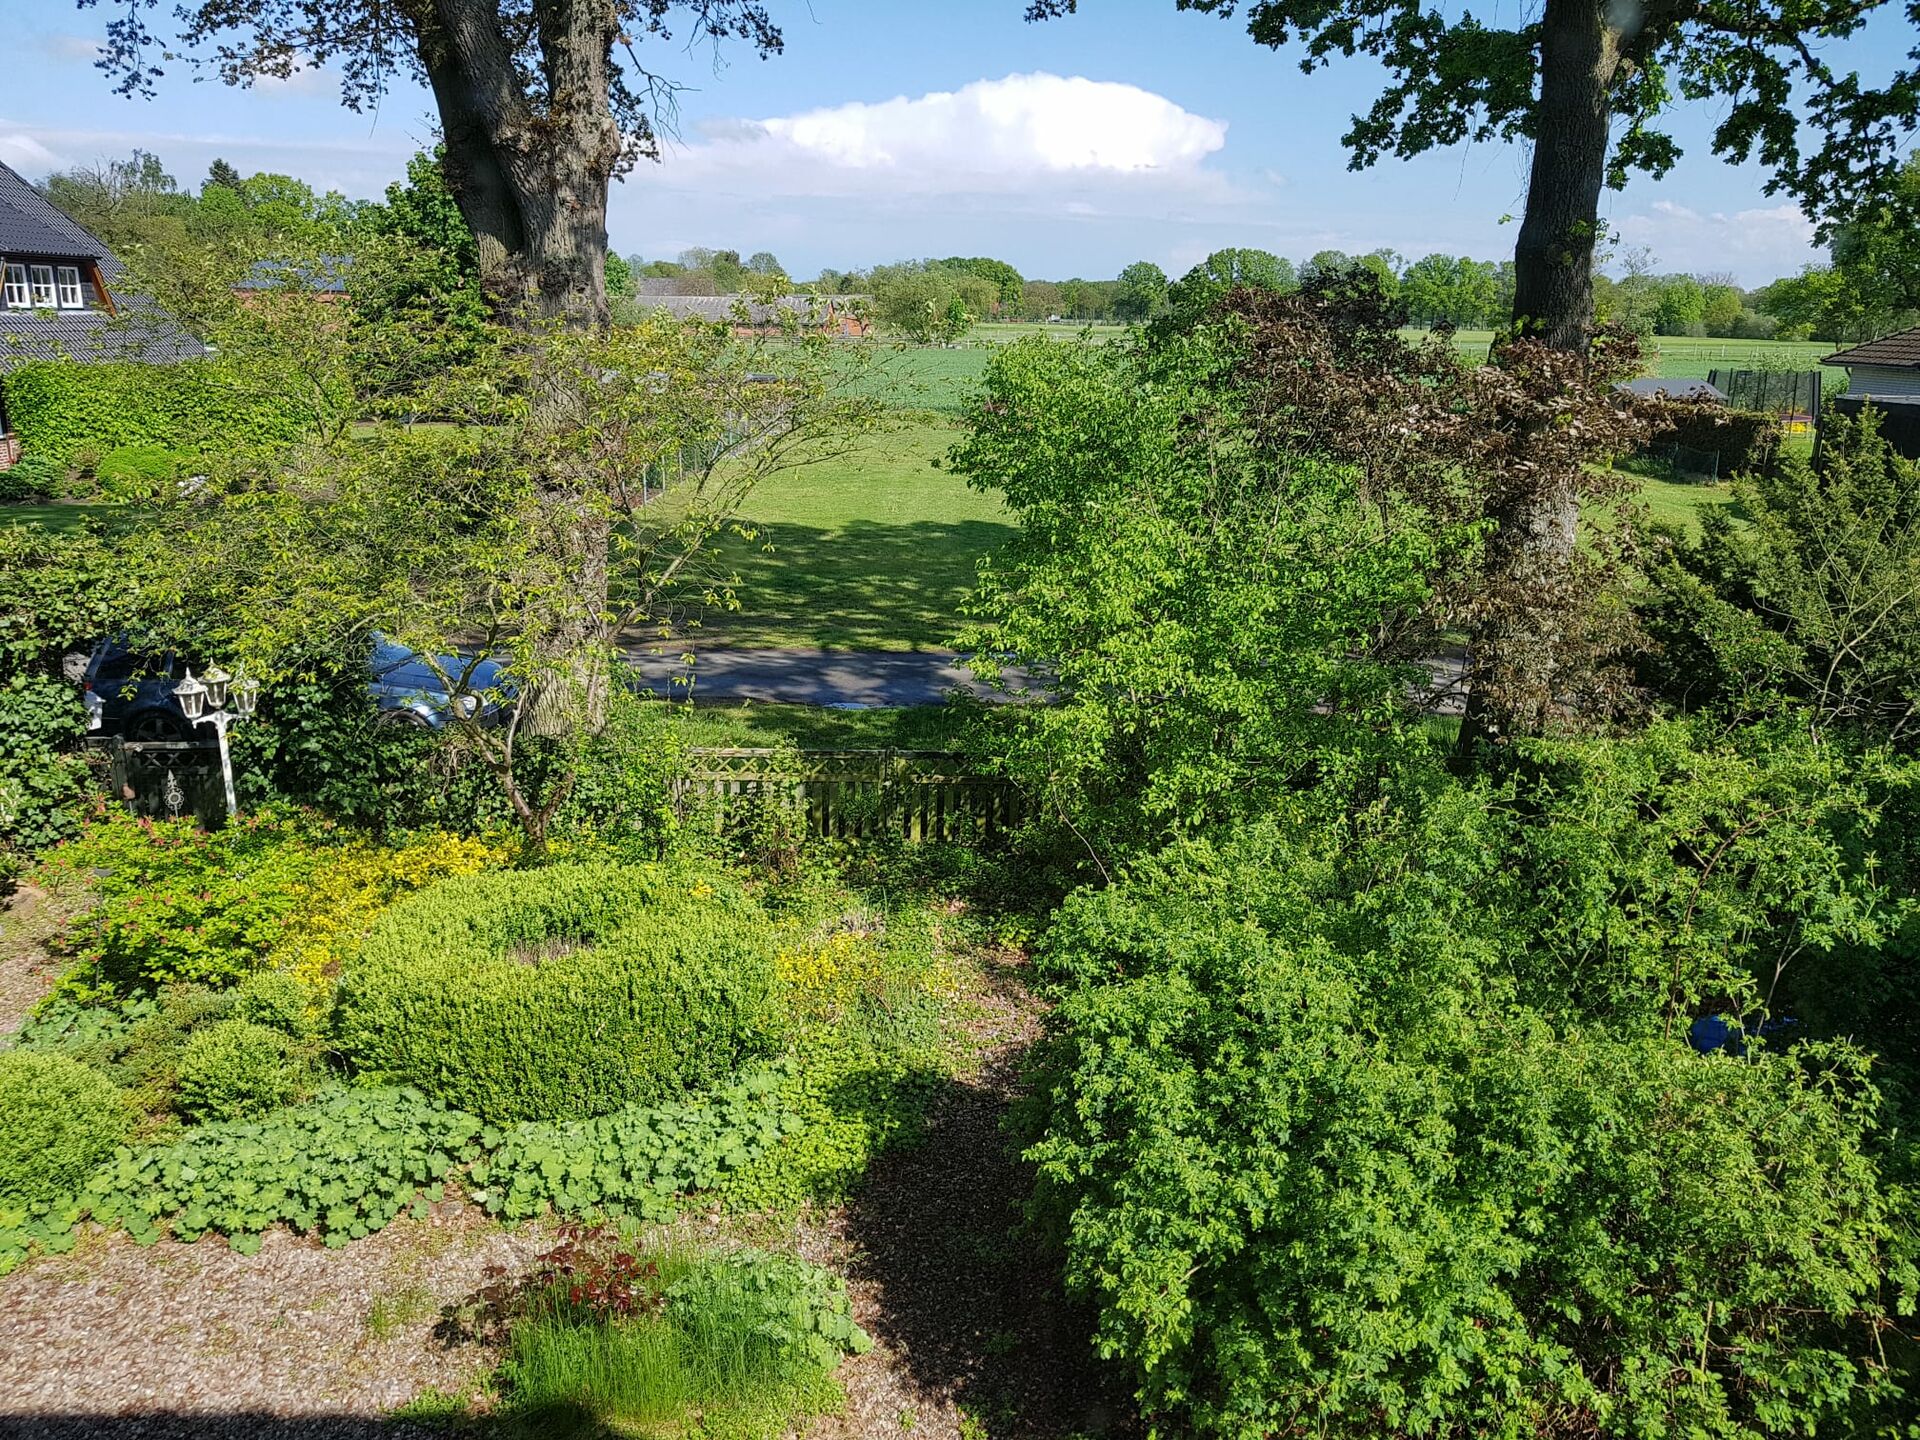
[80,0,785,328]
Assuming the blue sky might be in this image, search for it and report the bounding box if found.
[0,0,1909,286]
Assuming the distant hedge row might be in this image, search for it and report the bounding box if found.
[5,358,310,465]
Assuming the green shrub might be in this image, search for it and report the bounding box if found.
[1024,792,1915,1439]
[18,983,238,1117]
[232,968,317,1038]
[4,357,309,465]
[0,453,61,502]
[336,864,786,1123]
[0,1052,132,1210]
[175,1019,306,1121]
[94,443,189,500]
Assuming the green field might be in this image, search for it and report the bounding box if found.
[693,420,1013,651]
[856,329,1839,415]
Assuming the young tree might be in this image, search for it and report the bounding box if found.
[203,157,243,195]
[81,1,788,328]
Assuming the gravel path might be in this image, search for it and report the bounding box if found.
[0,1205,552,1438]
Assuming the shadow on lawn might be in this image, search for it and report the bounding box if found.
[693,518,1018,651]
[841,1062,1139,1439]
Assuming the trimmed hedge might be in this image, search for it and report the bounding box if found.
[0,1052,132,1209]
[1642,398,1779,475]
[335,864,786,1124]
[4,358,309,465]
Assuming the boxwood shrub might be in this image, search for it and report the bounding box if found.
[335,864,786,1124]
[0,1052,132,1209]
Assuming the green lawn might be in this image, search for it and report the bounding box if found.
[1629,475,1737,535]
[1428,329,1833,380]
[693,420,1013,651]
[0,500,125,536]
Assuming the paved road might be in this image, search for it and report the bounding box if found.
[621,646,1467,712]
[621,646,1034,707]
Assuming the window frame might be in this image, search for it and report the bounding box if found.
[55,265,83,309]
[28,264,56,307]
[1,264,27,309]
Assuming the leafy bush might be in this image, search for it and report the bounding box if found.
[1640,396,1779,475]
[0,1052,131,1210]
[1022,756,1917,1439]
[4,357,309,466]
[174,1018,307,1121]
[0,453,61,502]
[231,968,317,1038]
[46,809,500,992]
[80,1086,489,1253]
[94,444,190,501]
[15,983,236,1117]
[0,527,135,861]
[336,864,786,1123]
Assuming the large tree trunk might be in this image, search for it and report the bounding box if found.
[415,0,619,331]
[411,1,621,738]
[1459,0,1622,750]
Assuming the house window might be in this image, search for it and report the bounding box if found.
[29,265,55,306]
[1,264,27,308]
[56,266,83,308]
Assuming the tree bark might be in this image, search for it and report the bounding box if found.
[414,0,618,331]
[1459,0,1623,750]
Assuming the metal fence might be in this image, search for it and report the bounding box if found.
[674,748,1023,842]
[1706,369,1824,431]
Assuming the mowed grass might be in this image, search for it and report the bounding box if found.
[695,420,1013,651]
[1429,329,1834,379]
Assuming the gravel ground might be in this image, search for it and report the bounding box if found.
[0,1204,553,1438]
[0,882,69,1039]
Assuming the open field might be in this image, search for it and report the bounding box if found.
[694,420,1013,650]
[858,330,1841,414]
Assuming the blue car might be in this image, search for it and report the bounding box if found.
[82,636,512,739]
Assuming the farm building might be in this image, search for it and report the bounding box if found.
[0,158,202,467]
[640,293,872,338]
[1821,326,1920,459]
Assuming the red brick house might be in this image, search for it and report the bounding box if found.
[0,158,202,467]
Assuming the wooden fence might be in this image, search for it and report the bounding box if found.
[674,748,1022,842]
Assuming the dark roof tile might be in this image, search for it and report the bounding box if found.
[1821,326,1920,369]
[0,160,106,260]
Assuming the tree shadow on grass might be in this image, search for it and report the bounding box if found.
[840,1057,1139,1438]
[686,518,1019,651]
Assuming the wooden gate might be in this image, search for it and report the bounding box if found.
[99,738,227,828]
[674,748,1022,842]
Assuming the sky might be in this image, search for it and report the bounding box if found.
[0,0,1910,288]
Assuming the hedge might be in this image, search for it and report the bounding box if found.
[335,864,786,1124]
[4,358,310,466]
[1641,397,1779,476]
[0,1052,132,1210]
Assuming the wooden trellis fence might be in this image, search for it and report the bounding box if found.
[674,748,1023,842]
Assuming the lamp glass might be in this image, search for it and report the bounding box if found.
[232,673,260,718]
[201,664,231,711]
[174,669,207,720]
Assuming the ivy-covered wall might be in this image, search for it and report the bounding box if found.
[3,359,309,465]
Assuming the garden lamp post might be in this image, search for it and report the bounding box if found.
[172,664,259,822]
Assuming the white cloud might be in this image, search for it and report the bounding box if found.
[0,133,63,174]
[1614,200,1819,281]
[38,35,103,63]
[656,72,1229,200]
